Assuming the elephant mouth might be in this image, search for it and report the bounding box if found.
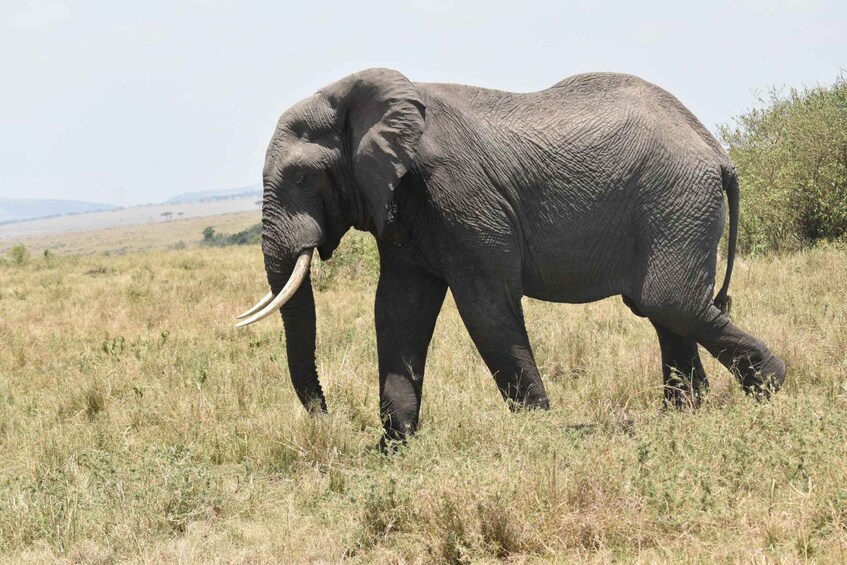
[317,231,342,261]
[317,244,335,261]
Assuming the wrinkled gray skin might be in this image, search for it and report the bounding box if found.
[258,68,786,449]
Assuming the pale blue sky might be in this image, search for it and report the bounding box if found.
[1,0,844,206]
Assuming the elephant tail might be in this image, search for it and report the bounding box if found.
[714,165,739,316]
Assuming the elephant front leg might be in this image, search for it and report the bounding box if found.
[375,266,447,450]
[451,279,549,411]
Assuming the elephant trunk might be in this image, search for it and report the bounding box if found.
[267,254,328,413]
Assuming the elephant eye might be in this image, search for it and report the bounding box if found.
[294,172,309,187]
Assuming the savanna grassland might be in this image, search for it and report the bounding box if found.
[0,210,259,257]
[1,228,846,563]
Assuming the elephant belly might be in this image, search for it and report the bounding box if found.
[519,219,637,304]
[522,260,628,304]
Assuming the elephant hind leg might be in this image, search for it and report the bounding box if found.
[689,306,786,398]
[633,292,785,399]
[651,321,708,408]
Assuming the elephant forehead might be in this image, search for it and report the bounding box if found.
[265,96,341,178]
[264,139,341,180]
[274,94,338,139]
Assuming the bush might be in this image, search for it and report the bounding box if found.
[42,249,56,267]
[311,231,379,291]
[719,74,847,254]
[9,244,30,265]
[200,224,261,247]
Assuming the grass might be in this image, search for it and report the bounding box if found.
[0,231,845,562]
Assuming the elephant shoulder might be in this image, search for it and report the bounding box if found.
[547,72,650,94]
[416,82,517,113]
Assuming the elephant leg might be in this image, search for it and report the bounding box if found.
[690,306,786,398]
[651,321,708,408]
[375,264,447,450]
[451,280,549,411]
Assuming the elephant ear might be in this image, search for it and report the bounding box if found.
[321,69,426,237]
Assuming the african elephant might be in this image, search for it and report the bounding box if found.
[236,68,786,448]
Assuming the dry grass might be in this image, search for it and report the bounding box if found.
[0,232,846,563]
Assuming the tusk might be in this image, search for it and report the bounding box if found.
[236,291,274,319]
[235,250,312,329]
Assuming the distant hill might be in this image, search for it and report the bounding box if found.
[0,198,120,224]
[165,184,262,205]
[0,184,263,226]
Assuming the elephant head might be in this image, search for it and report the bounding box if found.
[235,69,426,413]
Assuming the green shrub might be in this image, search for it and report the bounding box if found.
[199,224,261,247]
[719,73,847,254]
[311,231,379,291]
[9,244,30,265]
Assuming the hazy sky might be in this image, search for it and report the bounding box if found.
[1,0,845,206]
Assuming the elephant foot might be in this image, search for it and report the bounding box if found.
[505,392,550,412]
[663,370,708,410]
[692,312,786,400]
[378,416,416,454]
[378,433,409,454]
[739,352,787,400]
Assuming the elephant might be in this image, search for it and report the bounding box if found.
[236,68,786,448]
